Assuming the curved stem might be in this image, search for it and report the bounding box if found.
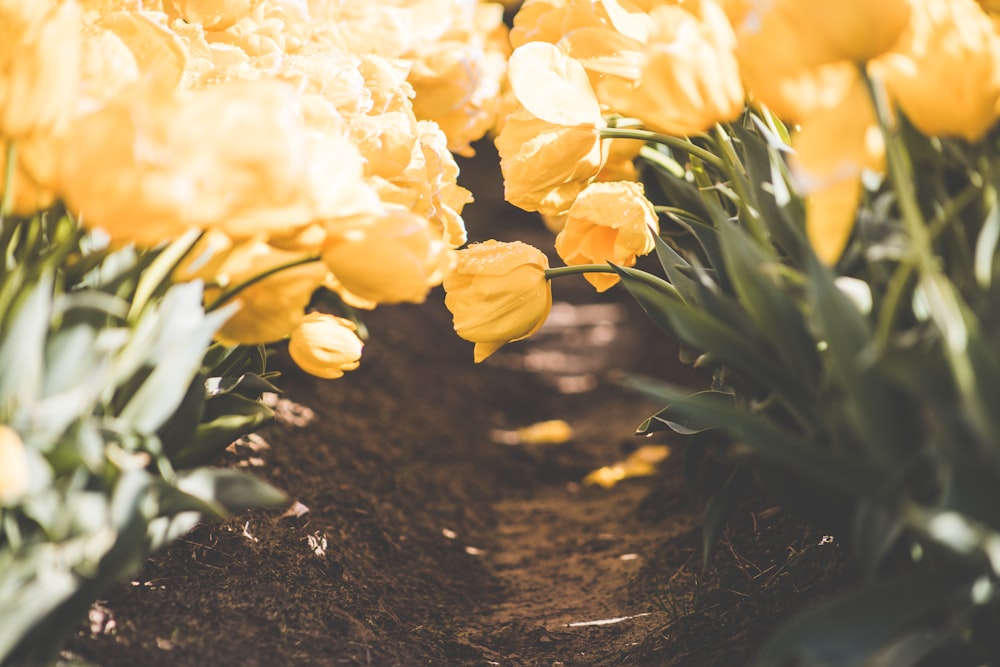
[545,263,682,300]
[205,255,323,312]
[599,128,725,171]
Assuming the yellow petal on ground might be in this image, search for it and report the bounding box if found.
[508,41,602,126]
[516,419,574,444]
[583,444,670,488]
[96,11,188,92]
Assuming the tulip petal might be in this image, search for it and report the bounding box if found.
[508,41,602,126]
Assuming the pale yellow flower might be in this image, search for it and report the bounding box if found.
[79,22,141,104]
[169,0,265,30]
[496,42,607,215]
[58,80,374,245]
[95,10,188,93]
[288,313,364,379]
[443,240,552,363]
[555,181,659,291]
[0,0,82,139]
[203,0,312,57]
[321,206,448,305]
[510,0,653,49]
[407,2,510,157]
[209,239,329,346]
[874,0,1000,142]
[0,425,29,506]
[605,1,744,137]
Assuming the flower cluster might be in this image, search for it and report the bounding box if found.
[1,0,510,376]
[443,0,1000,359]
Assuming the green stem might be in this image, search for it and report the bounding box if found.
[1,141,15,221]
[599,128,725,171]
[712,124,769,247]
[545,263,682,300]
[205,255,323,312]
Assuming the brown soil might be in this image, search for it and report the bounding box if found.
[62,143,848,666]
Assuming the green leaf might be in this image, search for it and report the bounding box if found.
[176,468,287,514]
[717,220,818,379]
[636,389,733,435]
[755,565,976,667]
[702,466,745,572]
[620,374,887,497]
[651,233,699,305]
[118,283,236,434]
[807,258,904,459]
[0,269,51,412]
[170,393,273,469]
[614,265,813,406]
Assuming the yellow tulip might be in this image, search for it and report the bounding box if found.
[608,1,744,137]
[288,313,364,379]
[0,425,29,506]
[443,240,552,363]
[322,207,448,305]
[0,0,82,139]
[209,240,328,346]
[790,70,883,265]
[496,42,607,215]
[874,0,1000,142]
[58,80,373,245]
[734,0,910,72]
[555,181,659,292]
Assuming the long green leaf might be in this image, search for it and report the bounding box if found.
[755,565,975,667]
[620,374,886,497]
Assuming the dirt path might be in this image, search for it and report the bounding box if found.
[62,145,847,667]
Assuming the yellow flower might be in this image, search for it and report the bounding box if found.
[288,313,364,379]
[790,69,884,265]
[510,0,652,49]
[169,0,265,30]
[407,1,509,158]
[207,240,329,346]
[554,181,659,292]
[734,0,910,72]
[0,425,29,506]
[322,207,448,305]
[94,10,188,93]
[443,240,552,363]
[606,1,744,137]
[874,0,1000,143]
[0,0,82,139]
[0,139,57,216]
[58,80,373,245]
[496,42,607,215]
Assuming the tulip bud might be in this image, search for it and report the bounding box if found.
[555,181,658,292]
[0,425,29,506]
[443,240,552,363]
[288,313,364,379]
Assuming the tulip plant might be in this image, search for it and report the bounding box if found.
[1,0,510,664]
[440,0,1000,664]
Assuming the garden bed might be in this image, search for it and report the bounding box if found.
[61,147,847,667]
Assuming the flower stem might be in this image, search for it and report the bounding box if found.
[1,141,15,221]
[599,128,725,171]
[205,255,323,312]
[545,263,682,300]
